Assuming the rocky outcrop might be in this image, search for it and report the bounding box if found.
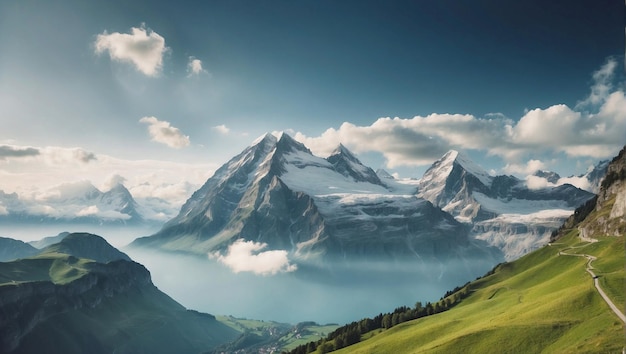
[578,146,626,237]
[551,146,626,241]
[473,216,565,261]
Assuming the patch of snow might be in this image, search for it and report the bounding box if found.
[454,151,492,187]
[280,150,388,196]
[472,192,571,215]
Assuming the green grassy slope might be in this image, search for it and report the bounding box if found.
[0,244,239,353]
[278,323,340,351]
[334,231,624,354]
[0,253,92,285]
[15,285,239,354]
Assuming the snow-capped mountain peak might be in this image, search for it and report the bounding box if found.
[329,143,355,159]
[275,131,311,155]
[420,150,491,189]
[326,144,384,185]
[418,150,492,202]
[452,151,492,187]
[376,169,394,180]
[251,132,279,146]
[133,133,498,268]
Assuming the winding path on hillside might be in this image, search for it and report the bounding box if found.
[552,234,626,324]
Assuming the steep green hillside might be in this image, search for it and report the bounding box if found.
[331,231,623,354]
[0,235,238,354]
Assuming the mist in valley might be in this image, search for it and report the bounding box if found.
[125,246,496,324]
[2,225,498,325]
[0,224,160,248]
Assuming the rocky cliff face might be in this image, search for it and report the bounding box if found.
[416,150,594,260]
[0,259,151,352]
[579,146,626,237]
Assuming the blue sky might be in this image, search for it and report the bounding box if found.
[0,0,624,204]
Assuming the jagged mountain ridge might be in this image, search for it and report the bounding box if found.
[0,182,146,225]
[416,150,594,259]
[132,133,500,265]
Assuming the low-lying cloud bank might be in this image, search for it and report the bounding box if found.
[209,239,297,276]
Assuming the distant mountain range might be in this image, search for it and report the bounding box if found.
[0,181,162,226]
[132,133,596,263]
[0,132,604,263]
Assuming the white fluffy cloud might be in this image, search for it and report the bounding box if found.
[187,56,207,76]
[139,116,190,148]
[556,176,591,191]
[102,174,127,191]
[294,59,625,168]
[95,25,167,77]
[577,58,618,108]
[210,239,297,276]
[525,174,592,191]
[524,175,554,190]
[76,205,99,217]
[212,124,230,135]
[503,159,546,175]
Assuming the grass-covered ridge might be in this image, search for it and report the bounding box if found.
[0,235,240,353]
[0,253,93,286]
[329,231,624,353]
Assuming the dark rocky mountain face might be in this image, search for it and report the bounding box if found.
[582,146,626,236]
[417,150,595,260]
[533,170,561,184]
[326,144,384,186]
[132,133,501,265]
[553,145,626,241]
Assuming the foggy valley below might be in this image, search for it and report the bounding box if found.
[126,246,496,324]
[0,225,495,325]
